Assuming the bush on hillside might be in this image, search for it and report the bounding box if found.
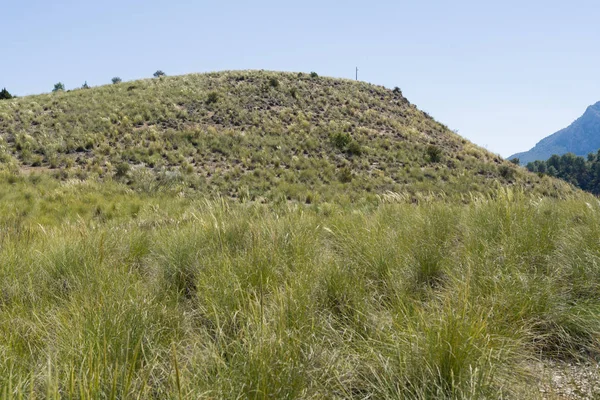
[330,132,363,156]
[206,91,219,105]
[338,166,353,182]
[153,70,166,78]
[346,140,363,156]
[427,145,442,163]
[114,162,130,179]
[112,77,122,84]
[331,132,352,150]
[310,72,319,78]
[499,165,515,180]
[81,81,90,89]
[269,77,279,88]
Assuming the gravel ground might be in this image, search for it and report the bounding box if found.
[534,361,600,399]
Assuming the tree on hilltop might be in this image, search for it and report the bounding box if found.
[153,70,166,78]
[0,88,12,100]
[52,82,65,92]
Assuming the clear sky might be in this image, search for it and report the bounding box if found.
[2,0,600,157]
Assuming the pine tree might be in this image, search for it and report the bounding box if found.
[52,82,65,92]
[0,88,13,100]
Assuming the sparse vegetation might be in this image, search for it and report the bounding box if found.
[0,71,572,203]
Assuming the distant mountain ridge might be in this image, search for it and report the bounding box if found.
[509,101,600,164]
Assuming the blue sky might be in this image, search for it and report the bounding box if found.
[2,0,600,157]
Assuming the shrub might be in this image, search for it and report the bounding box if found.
[269,77,279,88]
[206,91,219,105]
[30,154,43,167]
[331,132,352,150]
[346,140,363,156]
[310,72,319,78]
[338,166,353,182]
[112,77,122,84]
[499,165,515,179]
[0,88,12,100]
[153,70,166,78]
[393,87,402,95]
[52,82,65,92]
[114,162,130,179]
[290,87,298,99]
[509,157,520,165]
[426,145,442,163]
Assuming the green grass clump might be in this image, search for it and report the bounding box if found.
[0,180,598,398]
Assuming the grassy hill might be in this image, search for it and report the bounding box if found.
[0,70,573,202]
[0,71,597,399]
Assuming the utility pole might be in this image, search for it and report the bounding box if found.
[356,67,358,81]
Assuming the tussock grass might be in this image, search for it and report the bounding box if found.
[0,181,598,398]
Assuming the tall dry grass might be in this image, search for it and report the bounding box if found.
[0,183,598,398]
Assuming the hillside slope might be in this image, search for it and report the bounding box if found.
[0,71,572,201]
[510,101,600,164]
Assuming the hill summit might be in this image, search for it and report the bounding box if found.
[0,71,571,201]
[510,101,600,164]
